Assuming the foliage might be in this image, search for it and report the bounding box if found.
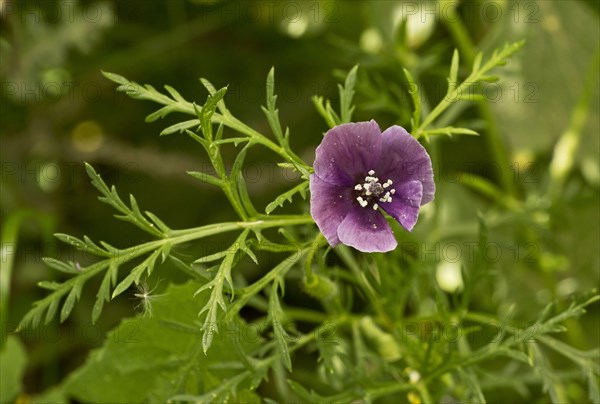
[3,2,598,402]
[9,41,598,402]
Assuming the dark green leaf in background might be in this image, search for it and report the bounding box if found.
[64,281,259,403]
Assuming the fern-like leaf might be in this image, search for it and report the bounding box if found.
[265,181,309,214]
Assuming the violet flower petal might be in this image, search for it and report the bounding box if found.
[377,126,435,205]
[309,174,354,246]
[313,120,383,186]
[337,205,397,253]
[381,180,423,231]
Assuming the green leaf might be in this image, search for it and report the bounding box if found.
[265,67,277,111]
[44,294,60,324]
[101,70,129,85]
[265,181,309,214]
[225,249,306,322]
[54,233,110,257]
[144,211,171,234]
[339,64,358,123]
[194,250,230,264]
[457,93,486,102]
[20,218,257,330]
[167,255,203,280]
[195,230,252,353]
[236,169,259,219]
[403,68,422,131]
[228,143,258,218]
[85,163,165,238]
[537,335,600,374]
[160,119,200,136]
[102,71,196,118]
[199,78,229,115]
[19,260,108,330]
[287,380,329,402]
[0,336,27,403]
[187,170,222,188]
[60,278,85,322]
[212,137,249,146]
[327,100,341,125]
[170,373,261,404]
[448,48,460,92]
[268,280,292,371]
[472,52,483,72]
[92,261,118,323]
[262,67,285,143]
[312,96,337,128]
[42,257,79,274]
[37,281,62,291]
[457,368,486,403]
[538,294,600,334]
[145,105,177,122]
[420,127,479,137]
[197,87,228,141]
[163,84,186,103]
[529,343,567,403]
[112,250,161,298]
[414,41,525,137]
[479,75,499,82]
[65,281,260,403]
[458,174,521,211]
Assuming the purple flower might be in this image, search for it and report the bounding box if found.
[309,120,435,253]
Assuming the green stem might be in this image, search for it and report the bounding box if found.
[226,249,308,321]
[335,245,392,328]
[303,233,325,280]
[282,308,330,323]
[438,0,516,196]
[18,215,314,330]
[117,76,310,173]
[168,215,313,239]
[214,113,310,175]
[221,182,250,220]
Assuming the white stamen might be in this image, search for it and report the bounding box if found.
[354,173,395,210]
[356,196,368,207]
[379,192,393,203]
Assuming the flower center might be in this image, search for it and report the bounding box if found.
[354,170,395,210]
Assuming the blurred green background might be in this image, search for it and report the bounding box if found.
[1,0,598,401]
